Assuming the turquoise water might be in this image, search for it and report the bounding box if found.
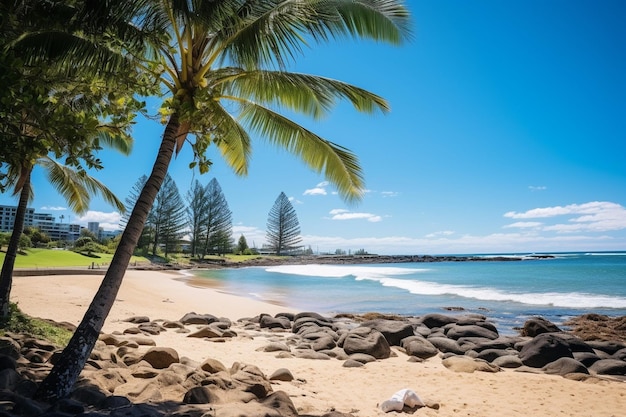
[191,252,626,334]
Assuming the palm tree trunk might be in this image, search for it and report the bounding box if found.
[0,168,31,320]
[35,114,187,402]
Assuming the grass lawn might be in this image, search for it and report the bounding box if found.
[0,248,149,269]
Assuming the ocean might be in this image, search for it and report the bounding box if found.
[191,252,626,335]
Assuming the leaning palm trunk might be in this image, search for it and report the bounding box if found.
[0,168,31,320]
[35,115,186,401]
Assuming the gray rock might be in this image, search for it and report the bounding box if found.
[401,336,438,359]
[360,319,415,346]
[492,354,523,368]
[342,327,391,359]
[541,357,589,376]
[519,333,573,368]
[589,359,626,375]
[420,313,458,329]
[521,317,561,337]
[446,324,498,340]
[427,336,465,354]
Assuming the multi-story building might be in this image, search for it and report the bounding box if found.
[0,205,80,241]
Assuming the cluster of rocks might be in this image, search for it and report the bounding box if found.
[250,312,626,379]
[0,311,624,417]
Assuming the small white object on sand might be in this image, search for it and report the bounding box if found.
[380,388,425,412]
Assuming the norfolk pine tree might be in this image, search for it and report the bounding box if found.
[267,192,302,255]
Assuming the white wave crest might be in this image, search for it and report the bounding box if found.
[373,277,626,309]
[265,264,428,279]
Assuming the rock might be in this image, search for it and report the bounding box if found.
[141,347,179,369]
[257,342,291,353]
[427,336,465,355]
[259,390,299,417]
[179,312,219,325]
[401,336,438,359]
[162,320,185,329]
[0,338,21,359]
[572,351,601,367]
[360,319,415,346]
[521,317,561,337]
[343,359,365,368]
[124,316,151,324]
[442,355,501,373]
[260,315,292,330]
[519,333,574,368]
[294,350,331,360]
[306,334,337,351]
[475,349,511,363]
[347,353,377,364]
[446,324,498,340]
[342,327,391,359]
[589,359,626,375]
[420,313,458,329]
[200,358,228,374]
[187,326,223,338]
[292,317,334,334]
[183,385,223,404]
[492,354,523,368]
[269,368,294,381]
[541,357,589,376]
[586,340,626,355]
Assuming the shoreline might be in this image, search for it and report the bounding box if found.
[9,269,626,416]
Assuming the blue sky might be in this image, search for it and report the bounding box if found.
[2,0,625,255]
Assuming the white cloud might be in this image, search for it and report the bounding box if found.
[288,196,303,204]
[328,209,382,222]
[503,222,543,229]
[303,181,329,196]
[300,231,623,256]
[503,201,626,233]
[528,186,547,191]
[40,206,67,211]
[75,211,122,231]
[381,191,400,198]
[425,230,455,238]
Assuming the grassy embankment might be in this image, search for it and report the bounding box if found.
[0,247,150,269]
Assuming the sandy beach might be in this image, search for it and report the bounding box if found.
[11,269,626,417]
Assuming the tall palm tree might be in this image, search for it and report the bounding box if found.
[34,0,411,401]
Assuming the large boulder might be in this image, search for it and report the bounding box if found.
[360,319,415,346]
[521,317,561,337]
[342,327,391,359]
[519,333,573,368]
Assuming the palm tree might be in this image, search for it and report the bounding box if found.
[1,0,142,320]
[34,0,411,401]
[0,135,133,320]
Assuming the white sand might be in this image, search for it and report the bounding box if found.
[11,269,626,417]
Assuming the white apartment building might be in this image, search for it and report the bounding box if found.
[0,205,80,241]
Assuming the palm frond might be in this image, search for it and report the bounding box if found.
[239,102,364,202]
[14,31,134,78]
[39,157,125,214]
[225,70,389,119]
[224,0,411,68]
[95,131,134,156]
